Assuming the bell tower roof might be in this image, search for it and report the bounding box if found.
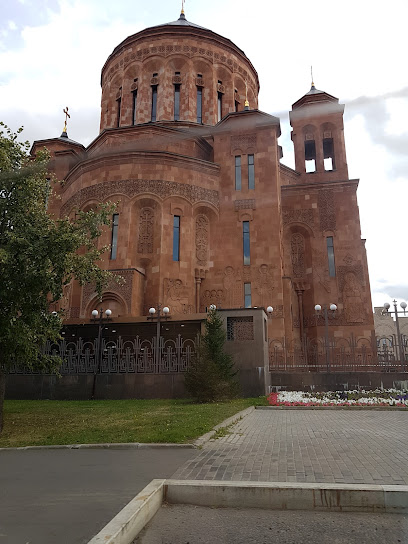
[292,84,339,110]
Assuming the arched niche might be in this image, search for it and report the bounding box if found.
[87,291,128,318]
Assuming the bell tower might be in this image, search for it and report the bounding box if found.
[289,83,349,182]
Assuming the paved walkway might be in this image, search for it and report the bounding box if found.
[172,408,408,485]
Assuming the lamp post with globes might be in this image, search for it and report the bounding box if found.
[148,304,171,370]
[90,308,112,399]
[382,300,407,366]
[314,303,337,372]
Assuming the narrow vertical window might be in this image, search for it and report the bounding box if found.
[235,89,239,112]
[235,156,241,190]
[323,138,335,171]
[110,213,119,260]
[116,97,121,128]
[173,215,180,261]
[197,87,202,123]
[151,86,158,122]
[217,92,222,122]
[243,221,250,265]
[132,90,137,125]
[327,236,336,277]
[174,84,180,121]
[244,283,252,308]
[248,154,255,190]
[305,140,316,172]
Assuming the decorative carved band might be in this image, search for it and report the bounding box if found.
[217,83,225,93]
[231,134,257,151]
[61,179,219,217]
[172,76,182,84]
[318,189,336,231]
[195,77,204,87]
[282,208,314,228]
[150,77,159,85]
[130,82,138,91]
[234,199,256,211]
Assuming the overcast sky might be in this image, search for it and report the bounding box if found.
[1,0,407,311]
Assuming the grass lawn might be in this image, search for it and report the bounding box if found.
[0,397,266,448]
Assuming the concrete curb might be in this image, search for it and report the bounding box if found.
[193,406,255,447]
[256,406,408,410]
[87,479,408,543]
[0,443,195,452]
[87,479,165,544]
[165,480,408,514]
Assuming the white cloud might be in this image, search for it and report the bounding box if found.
[0,0,407,310]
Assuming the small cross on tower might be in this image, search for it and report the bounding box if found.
[63,107,70,131]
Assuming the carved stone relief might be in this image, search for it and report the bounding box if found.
[61,179,219,217]
[137,207,154,254]
[291,233,306,278]
[230,134,257,152]
[195,214,209,266]
[318,189,336,231]
[223,266,242,307]
[234,199,256,211]
[255,264,274,307]
[201,289,224,311]
[164,278,192,315]
[81,269,134,315]
[282,209,314,229]
[267,305,284,319]
[342,272,365,323]
[312,249,331,293]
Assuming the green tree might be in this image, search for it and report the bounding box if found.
[185,307,239,402]
[0,123,114,433]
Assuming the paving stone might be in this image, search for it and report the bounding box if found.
[173,409,408,484]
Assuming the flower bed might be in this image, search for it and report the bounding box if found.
[267,389,408,407]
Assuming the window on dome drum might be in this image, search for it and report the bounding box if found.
[235,156,241,190]
[243,221,250,265]
[244,282,252,308]
[323,138,336,171]
[197,87,202,123]
[235,89,239,112]
[248,154,255,189]
[132,90,137,125]
[326,236,336,277]
[116,97,121,128]
[110,213,119,260]
[174,84,180,121]
[217,87,222,122]
[304,140,316,173]
[173,215,180,261]
[151,86,158,122]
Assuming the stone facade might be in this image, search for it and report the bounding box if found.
[31,11,374,346]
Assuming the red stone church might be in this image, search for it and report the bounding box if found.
[31,10,375,346]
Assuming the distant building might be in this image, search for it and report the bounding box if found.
[31,10,374,346]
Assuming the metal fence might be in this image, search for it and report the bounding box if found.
[269,335,408,373]
[8,334,198,375]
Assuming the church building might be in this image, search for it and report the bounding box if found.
[31,9,375,347]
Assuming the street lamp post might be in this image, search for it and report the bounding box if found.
[147,304,171,371]
[90,308,112,399]
[314,303,337,372]
[382,300,407,367]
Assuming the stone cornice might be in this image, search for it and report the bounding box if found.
[281,179,359,194]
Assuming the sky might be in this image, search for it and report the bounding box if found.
[0,0,407,311]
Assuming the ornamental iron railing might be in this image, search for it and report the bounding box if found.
[269,335,408,373]
[8,334,198,375]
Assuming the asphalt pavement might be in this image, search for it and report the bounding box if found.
[0,447,195,544]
